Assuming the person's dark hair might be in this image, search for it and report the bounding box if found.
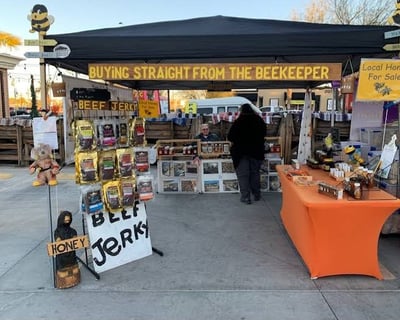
[240,103,255,114]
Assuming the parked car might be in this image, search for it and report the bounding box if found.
[259,106,285,113]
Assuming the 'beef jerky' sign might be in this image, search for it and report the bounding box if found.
[85,202,152,273]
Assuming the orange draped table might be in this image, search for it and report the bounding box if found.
[277,164,400,280]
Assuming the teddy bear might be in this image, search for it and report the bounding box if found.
[29,143,60,186]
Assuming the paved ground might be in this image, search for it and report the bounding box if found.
[1,163,400,320]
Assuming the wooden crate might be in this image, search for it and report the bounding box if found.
[0,126,22,164]
[145,121,173,142]
[173,120,193,139]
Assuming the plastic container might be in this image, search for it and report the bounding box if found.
[360,127,383,150]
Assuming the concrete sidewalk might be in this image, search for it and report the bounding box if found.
[0,163,400,320]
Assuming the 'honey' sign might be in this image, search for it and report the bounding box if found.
[47,235,89,256]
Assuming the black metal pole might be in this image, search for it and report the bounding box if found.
[48,185,56,288]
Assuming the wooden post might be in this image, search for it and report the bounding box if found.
[39,34,46,111]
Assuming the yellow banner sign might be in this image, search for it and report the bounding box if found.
[47,235,89,256]
[357,59,400,101]
[88,63,342,81]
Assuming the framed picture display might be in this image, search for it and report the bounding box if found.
[157,160,200,193]
[201,159,239,193]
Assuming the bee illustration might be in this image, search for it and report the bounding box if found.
[27,4,55,35]
[388,0,400,25]
[374,82,392,96]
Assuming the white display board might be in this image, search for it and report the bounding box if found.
[85,201,152,273]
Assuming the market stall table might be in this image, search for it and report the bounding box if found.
[277,165,400,280]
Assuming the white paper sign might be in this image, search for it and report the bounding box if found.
[85,202,152,273]
[377,135,397,179]
[32,116,58,149]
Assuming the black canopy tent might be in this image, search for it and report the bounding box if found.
[44,15,399,90]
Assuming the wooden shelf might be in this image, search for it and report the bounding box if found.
[156,139,200,159]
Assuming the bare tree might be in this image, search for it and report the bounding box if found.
[292,0,394,25]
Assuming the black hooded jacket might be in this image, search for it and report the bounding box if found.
[227,104,266,168]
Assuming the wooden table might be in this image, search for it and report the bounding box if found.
[277,165,400,279]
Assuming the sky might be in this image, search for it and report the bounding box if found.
[1,0,309,98]
[2,0,309,41]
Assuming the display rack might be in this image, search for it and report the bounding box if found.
[156,139,200,160]
[199,141,231,158]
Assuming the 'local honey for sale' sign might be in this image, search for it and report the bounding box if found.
[357,58,400,101]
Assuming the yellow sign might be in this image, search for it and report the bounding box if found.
[88,63,342,81]
[138,99,160,118]
[185,102,198,114]
[357,59,400,101]
[47,235,89,256]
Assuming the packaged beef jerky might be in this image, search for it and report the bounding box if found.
[116,148,134,178]
[129,117,147,146]
[117,121,129,147]
[134,147,150,173]
[98,120,117,149]
[121,178,135,208]
[99,150,116,181]
[74,120,96,152]
[136,174,154,201]
[81,184,104,214]
[102,180,121,212]
[76,151,98,184]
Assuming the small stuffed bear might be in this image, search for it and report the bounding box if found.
[29,143,60,186]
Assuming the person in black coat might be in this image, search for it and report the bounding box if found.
[228,104,266,204]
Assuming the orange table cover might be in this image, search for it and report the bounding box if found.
[277,165,400,279]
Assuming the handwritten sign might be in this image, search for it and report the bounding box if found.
[32,116,58,149]
[85,201,152,273]
[357,58,400,101]
[47,235,89,256]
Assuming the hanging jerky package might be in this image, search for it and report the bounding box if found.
[129,117,147,146]
[80,184,104,214]
[136,174,155,201]
[74,120,96,152]
[102,180,121,213]
[134,147,150,173]
[121,178,136,208]
[116,148,134,178]
[117,120,129,147]
[98,119,117,149]
[76,151,99,184]
[99,149,116,181]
